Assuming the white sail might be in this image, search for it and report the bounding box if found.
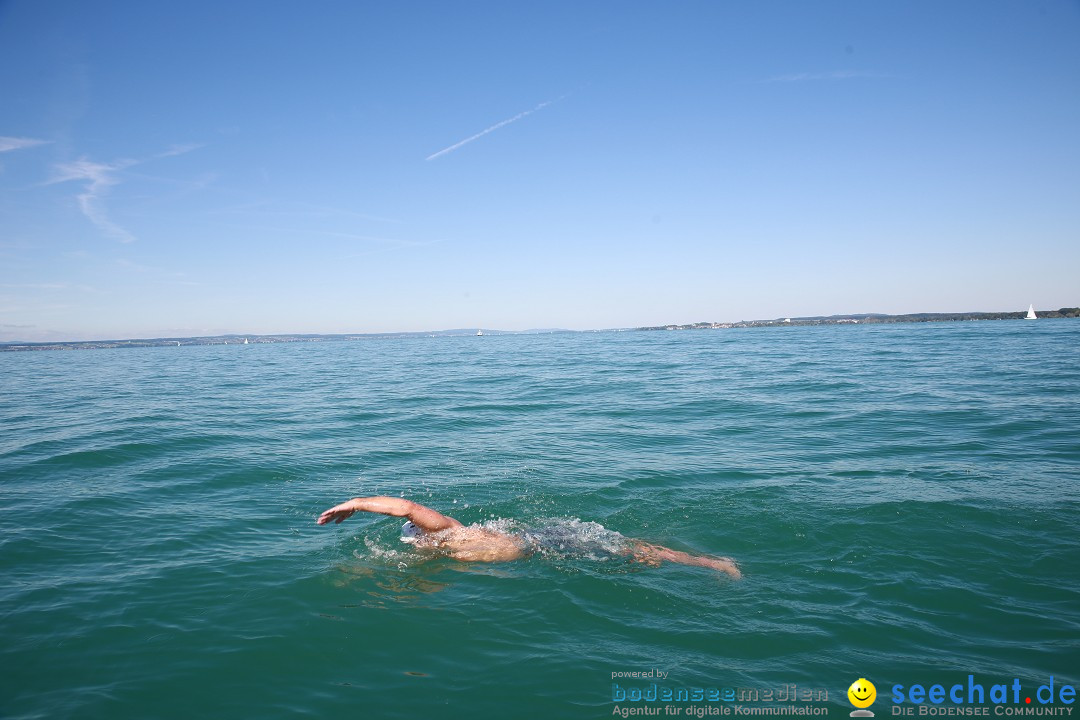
[1025,304,1038,320]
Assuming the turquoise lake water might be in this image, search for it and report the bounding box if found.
[2,321,1078,719]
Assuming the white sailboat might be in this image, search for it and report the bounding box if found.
[1025,304,1038,320]
[476,329,483,336]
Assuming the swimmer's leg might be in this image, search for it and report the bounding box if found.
[628,541,741,579]
[317,497,463,532]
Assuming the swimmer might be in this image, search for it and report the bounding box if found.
[316,496,741,578]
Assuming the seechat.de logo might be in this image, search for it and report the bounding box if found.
[849,678,877,717]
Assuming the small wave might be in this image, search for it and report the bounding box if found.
[355,536,411,564]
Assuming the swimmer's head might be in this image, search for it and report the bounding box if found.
[401,521,421,543]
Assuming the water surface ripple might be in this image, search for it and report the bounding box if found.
[2,321,1078,719]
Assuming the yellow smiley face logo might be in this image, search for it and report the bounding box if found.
[848,678,876,708]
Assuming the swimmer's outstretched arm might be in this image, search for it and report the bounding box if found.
[628,541,742,580]
[316,497,463,532]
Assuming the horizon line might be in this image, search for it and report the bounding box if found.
[3,306,1074,346]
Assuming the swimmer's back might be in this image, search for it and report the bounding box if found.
[417,526,526,563]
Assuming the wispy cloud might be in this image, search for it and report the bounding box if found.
[303,228,440,249]
[763,70,893,83]
[0,282,102,293]
[426,97,563,161]
[216,222,438,251]
[155,143,204,159]
[0,136,51,153]
[115,257,151,272]
[210,199,398,225]
[114,258,200,286]
[48,144,200,243]
[51,157,139,243]
[0,283,68,290]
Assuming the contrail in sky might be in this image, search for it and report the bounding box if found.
[426,97,562,161]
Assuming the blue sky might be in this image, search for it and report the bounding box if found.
[1,1,1078,341]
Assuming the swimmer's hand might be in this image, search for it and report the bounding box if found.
[316,499,361,525]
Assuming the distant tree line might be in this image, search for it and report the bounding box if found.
[867,308,1079,322]
[636,308,1080,332]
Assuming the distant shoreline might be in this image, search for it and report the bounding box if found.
[2,308,1077,352]
[637,307,1080,332]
